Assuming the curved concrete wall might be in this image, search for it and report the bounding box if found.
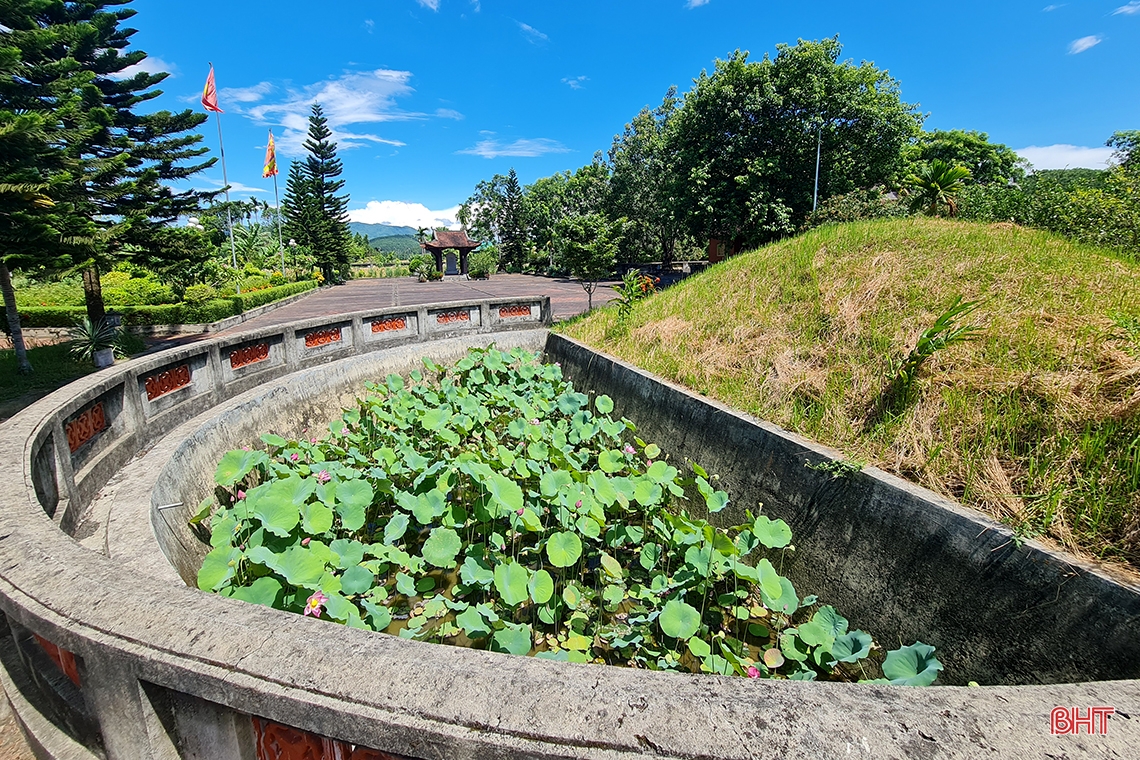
[1,300,1138,759]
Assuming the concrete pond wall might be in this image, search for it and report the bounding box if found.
[1,301,1138,759]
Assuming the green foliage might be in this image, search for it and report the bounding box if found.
[467,247,499,279]
[183,284,218,305]
[556,213,621,309]
[201,346,939,684]
[906,130,1027,186]
[66,317,118,362]
[803,186,909,229]
[905,160,972,217]
[669,38,922,247]
[876,296,981,416]
[613,271,658,322]
[235,280,318,311]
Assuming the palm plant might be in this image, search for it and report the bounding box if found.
[905,160,972,217]
[67,317,119,367]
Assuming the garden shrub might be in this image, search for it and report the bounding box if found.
[236,280,318,311]
[467,247,499,279]
[103,277,177,306]
[183,284,218,305]
[803,187,909,230]
[197,347,942,685]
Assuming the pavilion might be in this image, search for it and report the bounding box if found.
[423,230,482,275]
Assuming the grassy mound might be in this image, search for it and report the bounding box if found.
[562,218,1140,565]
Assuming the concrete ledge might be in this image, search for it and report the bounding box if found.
[2,302,1139,759]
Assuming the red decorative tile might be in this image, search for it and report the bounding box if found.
[305,328,342,348]
[65,402,105,453]
[144,364,191,401]
[231,343,270,369]
[33,634,81,687]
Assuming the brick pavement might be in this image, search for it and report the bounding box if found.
[217,274,616,336]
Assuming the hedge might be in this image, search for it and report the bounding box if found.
[13,280,319,329]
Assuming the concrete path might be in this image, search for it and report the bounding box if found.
[217,274,616,337]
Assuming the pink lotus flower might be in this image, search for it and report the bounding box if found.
[516,508,525,516]
[530,418,540,425]
[310,438,317,445]
[624,444,636,455]
[746,666,762,679]
[237,490,246,500]
[317,470,331,484]
[301,537,311,546]
[575,500,582,508]
[242,446,250,451]
[290,453,299,462]
[303,590,327,618]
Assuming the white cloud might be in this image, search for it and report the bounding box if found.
[1042,4,1065,11]
[1068,35,1103,54]
[244,70,421,155]
[112,55,176,80]
[518,22,548,43]
[562,76,588,90]
[417,0,440,10]
[435,108,465,119]
[364,19,375,32]
[471,0,482,11]
[686,0,711,8]
[1113,2,1140,15]
[457,137,570,158]
[349,200,460,229]
[198,177,269,195]
[1016,144,1114,170]
[220,81,273,103]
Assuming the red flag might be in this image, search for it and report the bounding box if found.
[201,64,223,113]
[262,130,278,178]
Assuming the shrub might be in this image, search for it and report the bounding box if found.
[99,271,132,289]
[803,187,909,229]
[182,299,239,324]
[102,278,177,306]
[183,284,218,305]
[269,272,287,287]
[243,275,272,292]
[14,281,84,308]
[467,247,499,279]
[235,280,318,311]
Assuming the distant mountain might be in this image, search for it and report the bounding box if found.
[368,234,421,258]
[349,222,419,239]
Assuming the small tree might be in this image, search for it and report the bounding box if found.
[906,160,972,217]
[555,213,620,311]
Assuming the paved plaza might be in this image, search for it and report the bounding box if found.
[219,274,617,336]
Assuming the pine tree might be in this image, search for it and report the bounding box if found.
[302,104,351,282]
[5,0,216,324]
[282,160,318,270]
[499,168,526,270]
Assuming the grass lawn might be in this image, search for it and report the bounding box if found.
[562,217,1140,568]
[0,342,97,422]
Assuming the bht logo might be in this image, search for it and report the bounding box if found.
[1050,706,1115,735]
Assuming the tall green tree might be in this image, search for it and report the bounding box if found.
[608,87,685,263]
[499,168,527,271]
[555,213,621,310]
[35,0,216,324]
[297,103,351,283]
[907,130,1027,186]
[669,38,922,248]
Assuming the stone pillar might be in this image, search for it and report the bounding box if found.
[84,654,177,759]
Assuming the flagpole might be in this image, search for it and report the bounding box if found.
[273,171,285,276]
[214,112,240,295]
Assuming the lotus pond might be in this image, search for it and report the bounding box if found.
[196,346,942,685]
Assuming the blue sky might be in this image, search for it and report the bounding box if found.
[128,0,1140,228]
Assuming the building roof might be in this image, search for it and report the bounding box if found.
[424,229,480,250]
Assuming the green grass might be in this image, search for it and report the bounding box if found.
[0,342,97,420]
[562,217,1140,566]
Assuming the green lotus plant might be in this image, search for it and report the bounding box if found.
[197,346,942,685]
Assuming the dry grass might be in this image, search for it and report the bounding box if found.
[563,218,1140,567]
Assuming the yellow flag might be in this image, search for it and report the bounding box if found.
[262,130,277,178]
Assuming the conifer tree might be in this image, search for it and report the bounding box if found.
[499,168,526,271]
[2,0,216,325]
[301,104,351,282]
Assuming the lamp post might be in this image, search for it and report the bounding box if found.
[288,239,297,274]
[812,121,823,212]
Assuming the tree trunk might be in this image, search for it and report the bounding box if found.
[0,261,33,375]
[82,264,106,325]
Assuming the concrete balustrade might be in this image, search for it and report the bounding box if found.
[1,297,1138,759]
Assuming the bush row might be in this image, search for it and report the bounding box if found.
[15,281,318,328]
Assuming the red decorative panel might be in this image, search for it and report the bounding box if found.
[252,717,417,760]
[33,634,81,687]
[436,310,471,325]
[305,327,342,348]
[231,342,270,370]
[65,402,105,453]
[371,316,407,333]
[145,364,191,401]
[498,305,532,319]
